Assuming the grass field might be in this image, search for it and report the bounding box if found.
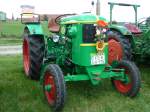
[0,55,150,112]
[0,38,22,46]
[0,21,49,45]
[0,21,49,37]
[0,21,24,38]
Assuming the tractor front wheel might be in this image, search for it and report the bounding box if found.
[43,64,66,112]
[112,60,141,97]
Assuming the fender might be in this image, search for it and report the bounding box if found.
[109,24,132,35]
[25,23,43,35]
[108,24,135,48]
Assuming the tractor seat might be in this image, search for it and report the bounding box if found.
[48,16,60,33]
[124,23,142,35]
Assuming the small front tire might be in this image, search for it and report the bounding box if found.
[112,60,141,97]
[43,64,66,112]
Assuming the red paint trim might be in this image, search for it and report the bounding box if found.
[114,66,132,93]
[124,23,142,34]
[44,72,56,105]
[23,39,30,75]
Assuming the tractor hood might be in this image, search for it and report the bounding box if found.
[60,13,108,24]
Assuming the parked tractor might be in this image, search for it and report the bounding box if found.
[21,12,141,112]
[107,2,150,64]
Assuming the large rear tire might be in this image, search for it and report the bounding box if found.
[23,35,45,80]
[107,30,132,64]
[112,60,141,97]
[43,64,66,112]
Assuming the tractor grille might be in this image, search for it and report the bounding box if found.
[82,24,96,43]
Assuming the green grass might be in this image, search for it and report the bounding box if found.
[0,21,50,45]
[0,55,150,112]
[0,38,22,45]
[0,21,49,37]
[0,21,24,38]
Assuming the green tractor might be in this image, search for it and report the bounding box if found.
[107,2,150,64]
[21,12,141,111]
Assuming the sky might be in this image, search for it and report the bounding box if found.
[0,0,149,22]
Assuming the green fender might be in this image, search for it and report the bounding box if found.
[108,24,132,35]
[25,23,43,35]
[108,24,135,48]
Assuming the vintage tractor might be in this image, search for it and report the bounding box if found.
[21,13,141,111]
[107,2,150,64]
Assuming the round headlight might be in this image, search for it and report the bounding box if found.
[52,35,60,42]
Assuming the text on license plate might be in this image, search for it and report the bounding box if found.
[91,53,105,65]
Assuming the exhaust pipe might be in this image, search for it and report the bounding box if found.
[96,0,100,16]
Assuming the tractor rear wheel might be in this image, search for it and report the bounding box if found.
[23,35,44,80]
[43,64,66,112]
[112,60,141,97]
[107,30,132,64]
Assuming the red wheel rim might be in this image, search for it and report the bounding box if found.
[23,39,30,75]
[108,39,123,64]
[113,66,132,93]
[44,72,56,105]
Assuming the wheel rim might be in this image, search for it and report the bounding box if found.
[44,72,56,105]
[114,66,132,93]
[23,39,30,75]
[108,39,123,64]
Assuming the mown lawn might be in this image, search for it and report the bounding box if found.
[0,21,24,38]
[0,55,150,112]
[0,21,49,37]
[0,38,22,46]
[0,21,49,45]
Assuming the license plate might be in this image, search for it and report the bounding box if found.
[91,53,105,65]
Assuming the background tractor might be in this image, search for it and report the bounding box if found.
[21,11,141,112]
[107,2,150,64]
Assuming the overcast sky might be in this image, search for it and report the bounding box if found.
[0,0,148,22]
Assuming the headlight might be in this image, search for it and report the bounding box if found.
[52,34,60,42]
